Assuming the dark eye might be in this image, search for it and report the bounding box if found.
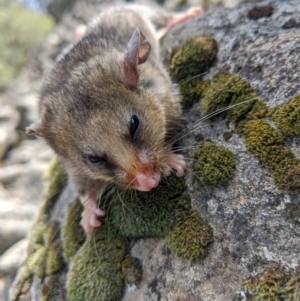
[88,155,106,164]
[130,115,139,138]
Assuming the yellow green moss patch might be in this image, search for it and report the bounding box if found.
[168,36,218,82]
[121,254,142,285]
[66,225,127,301]
[201,73,261,122]
[42,157,67,215]
[109,176,189,238]
[282,273,300,300]
[62,198,85,263]
[269,94,300,137]
[236,120,300,190]
[244,266,289,300]
[166,210,213,261]
[243,265,300,301]
[168,36,218,108]
[193,143,236,186]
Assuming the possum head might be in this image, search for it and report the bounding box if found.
[27,28,177,191]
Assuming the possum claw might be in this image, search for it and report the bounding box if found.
[163,153,186,177]
[80,191,106,233]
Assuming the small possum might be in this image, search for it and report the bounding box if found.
[26,5,201,233]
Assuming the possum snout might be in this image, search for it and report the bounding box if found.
[134,170,160,191]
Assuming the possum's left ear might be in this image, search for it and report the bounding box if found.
[26,121,44,137]
[120,28,151,88]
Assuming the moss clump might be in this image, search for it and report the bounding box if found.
[246,99,269,120]
[109,176,189,238]
[236,120,300,190]
[282,273,300,300]
[193,143,236,186]
[168,36,218,108]
[201,73,260,122]
[244,267,290,300]
[65,174,213,300]
[121,255,142,285]
[168,36,218,82]
[178,77,210,109]
[166,210,213,261]
[62,198,85,263]
[12,158,67,301]
[243,266,300,301]
[269,94,300,137]
[66,225,127,301]
[42,158,67,215]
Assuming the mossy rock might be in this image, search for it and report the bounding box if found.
[13,155,214,301]
[193,143,236,186]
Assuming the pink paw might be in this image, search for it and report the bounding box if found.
[80,192,106,233]
[157,7,202,39]
[163,153,186,177]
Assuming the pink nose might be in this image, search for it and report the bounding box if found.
[135,172,160,191]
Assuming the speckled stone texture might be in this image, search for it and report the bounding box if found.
[10,1,300,301]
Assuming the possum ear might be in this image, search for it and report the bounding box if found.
[121,28,151,88]
[26,121,44,137]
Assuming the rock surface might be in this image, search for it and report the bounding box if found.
[2,0,300,301]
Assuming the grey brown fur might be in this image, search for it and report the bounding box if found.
[27,5,182,205]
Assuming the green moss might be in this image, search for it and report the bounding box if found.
[121,255,142,285]
[43,222,65,277]
[67,174,213,300]
[201,73,260,122]
[168,36,218,82]
[236,120,300,190]
[168,36,217,108]
[269,94,300,136]
[243,266,295,301]
[178,77,210,109]
[246,99,268,120]
[42,158,67,215]
[67,224,127,301]
[62,198,86,263]
[282,273,300,300]
[166,210,213,261]
[193,143,236,186]
[109,176,189,238]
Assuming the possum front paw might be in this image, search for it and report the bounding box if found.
[163,153,186,177]
[79,191,106,233]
